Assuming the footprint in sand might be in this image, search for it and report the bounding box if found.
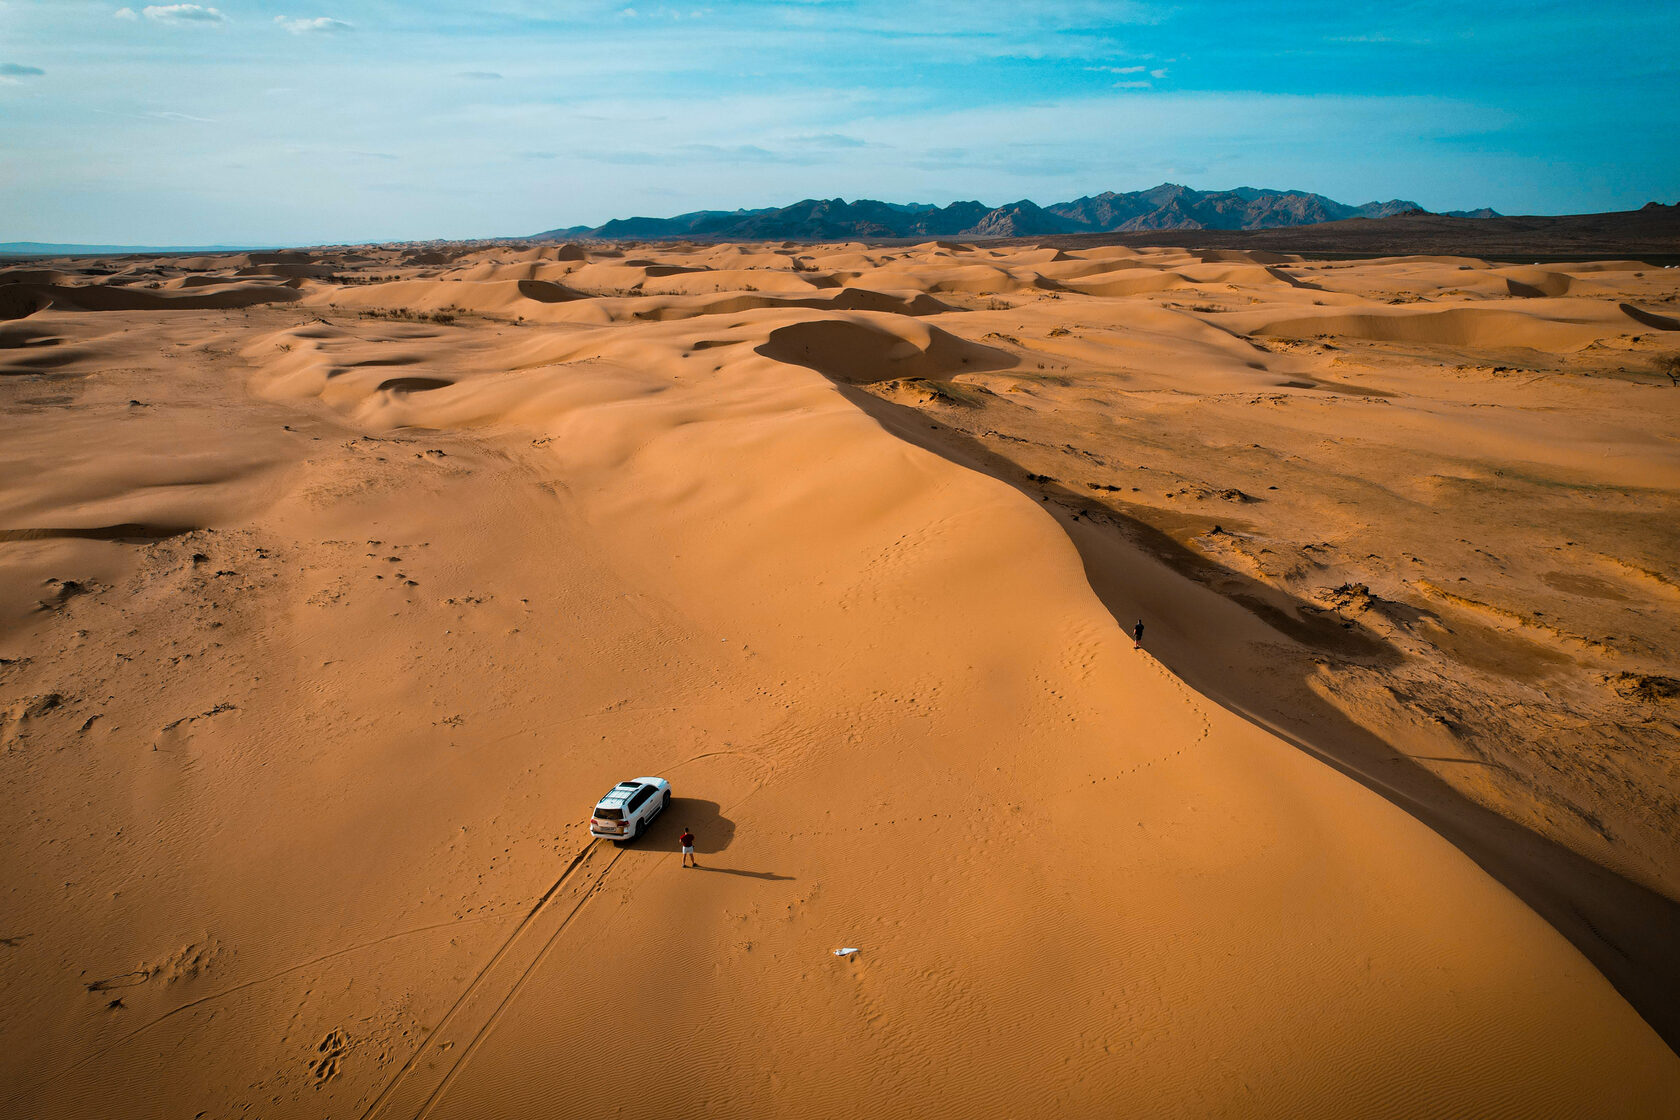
[312,1029,349,1083]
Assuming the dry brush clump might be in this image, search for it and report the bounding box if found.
[358,307,456,324]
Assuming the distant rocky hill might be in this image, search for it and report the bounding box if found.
[1028,203,1680,261]
[528,183,1496,241]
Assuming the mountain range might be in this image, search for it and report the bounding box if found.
[529,183,1500,241]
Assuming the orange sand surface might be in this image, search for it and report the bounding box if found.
[2,241,1678,1118]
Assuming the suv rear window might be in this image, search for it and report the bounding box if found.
[595,808,624,820]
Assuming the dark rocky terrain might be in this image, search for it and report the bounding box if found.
[528,183,1433,241]
[1029,202,1680,262]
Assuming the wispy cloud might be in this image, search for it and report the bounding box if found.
[145,109,214,122]
[0,63,46,78]
[114,7,139,20]
[1087,64,1146,74]
[788,133,875,149]
[142,4,227,23]
[274,16,353,34]
[1325,34,1421,45]
[459,70,503,80]
[594,142,822,167]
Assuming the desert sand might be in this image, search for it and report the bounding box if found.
[2,239,1678,1118]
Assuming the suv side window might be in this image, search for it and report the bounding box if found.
[626,785,652,812]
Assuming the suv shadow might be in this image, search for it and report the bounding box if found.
[630,797,735,854]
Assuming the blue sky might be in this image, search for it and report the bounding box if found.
[2,0,1676,244]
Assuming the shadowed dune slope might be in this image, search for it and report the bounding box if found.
[755,313,1016,383]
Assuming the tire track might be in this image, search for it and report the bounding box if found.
[389,767,778,1118]
[406,846,626,1119]
[358,840,624,1120]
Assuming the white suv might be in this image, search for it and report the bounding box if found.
[589,776,671,841]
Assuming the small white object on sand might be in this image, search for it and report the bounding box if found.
[833,947,859,957]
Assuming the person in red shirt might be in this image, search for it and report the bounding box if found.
[680,827,696,868]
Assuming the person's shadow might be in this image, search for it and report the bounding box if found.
[635,797,792,880]
[694,866,793,881]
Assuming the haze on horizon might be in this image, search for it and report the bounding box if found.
[2,0,1676,246]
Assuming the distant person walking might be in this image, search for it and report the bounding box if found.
[680,826,697,868]
[1132,619,1145,649]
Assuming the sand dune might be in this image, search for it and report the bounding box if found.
[302,277,586,317]
[754,313,1014,384]
[1,238,1678,1120]
[1242,300,1674,349]
[1,279,303,315]
[1060,267,1199,297]
[844,260,1056,294]
[441,261,584,283]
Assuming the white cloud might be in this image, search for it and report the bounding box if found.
[143,5,227,23]
[114,6,139,19]
[1150,67,1168,79]
[274,16,354,34]
[1088,64,1146,74]
[788,132,875,149]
